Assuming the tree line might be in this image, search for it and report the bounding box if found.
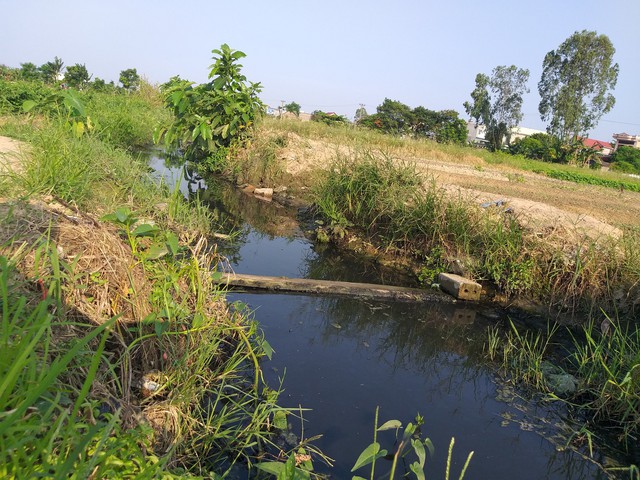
[0,56,141,92]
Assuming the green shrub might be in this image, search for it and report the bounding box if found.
[87,89,169,149]
[610,146,640,175]
[0,79,53,114]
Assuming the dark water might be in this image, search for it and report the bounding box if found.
[149,157,607,479]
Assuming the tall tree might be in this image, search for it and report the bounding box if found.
[464,65,529,150]
[19,62,41,81]
[538,30,618,142]
[376,98,414,135]
[119,68,140,92]
[354,104,368,123]
[64,63,91,89]
[284,101,301,117]
[39,56,64,83]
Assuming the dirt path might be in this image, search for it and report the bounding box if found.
[0,135,27,173]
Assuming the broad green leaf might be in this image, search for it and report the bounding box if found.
[410,461,425,480]
[273,410,288,430]
[192,312,204,328]
[351,442,387,472]
[100,212,118,223]
[211,271,224,281]
[412,438,426,468]
[131,223,159,237]
[424,438,435,458]
[282,454,296,480]
[165,232,180,255]
[154,319,167,338]
[63,90,86,116]
[170,90,184,106]
[352,477,368,480]
[377,419,402,431]
[22,100,37,112]
[255,462,284,475]
[146,243,169,260]
[260,338,274,360]
[152,126,166,144]
[115,207,131,224]
[256,455,310,480]
[192,125,200,141]
[403,422,416,440]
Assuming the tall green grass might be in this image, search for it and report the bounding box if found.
[0,250,174,478]
[0,116,214,234]
[312,149,640,315]
[569,317,640,444]
[485,316,640,473]
[313,150,535,296]
[86,87,170,150]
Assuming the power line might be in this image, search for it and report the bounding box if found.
[599,119,640,126]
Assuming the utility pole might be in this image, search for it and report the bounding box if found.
[279,100,286,119]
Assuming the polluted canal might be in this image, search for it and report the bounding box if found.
[150,158,607,479]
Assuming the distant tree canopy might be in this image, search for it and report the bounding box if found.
[358,98,467,145]
[119,68,140,92]
[311,110,348,125]
[354,105,368,123]
[538,30,618,142]
[509,133,605,166]
[464,65,530,151]
[92,77,116,92]
[39,57,64,84]
[64,63,91,89]
[509,133,563,162]
[19,62,41,81]
[609,146,640,174]
[284,101,300,117]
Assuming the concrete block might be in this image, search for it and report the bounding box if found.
[438,273,481,301]
[254,187,273,198]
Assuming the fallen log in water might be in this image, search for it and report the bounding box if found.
[214,273,456,303]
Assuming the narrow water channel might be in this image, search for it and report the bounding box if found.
[149,156,607,479]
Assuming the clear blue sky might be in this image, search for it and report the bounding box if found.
[2,0,638,141]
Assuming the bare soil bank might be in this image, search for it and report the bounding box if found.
[270,130,638,241]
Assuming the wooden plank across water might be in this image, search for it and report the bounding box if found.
[215,273,455,303]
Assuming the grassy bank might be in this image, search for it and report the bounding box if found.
[0,89,295,477]
[308,148,639,317]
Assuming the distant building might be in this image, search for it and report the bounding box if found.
[466,122,488,146]
[582,138,613,156]
[466,122,545,146]
[509,126,546,142]
[266,106,311,121]
[612,132,640,151]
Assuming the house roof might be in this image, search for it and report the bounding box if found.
[582,138,613,150]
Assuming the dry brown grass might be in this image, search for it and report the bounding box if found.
[0,197,152,325]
